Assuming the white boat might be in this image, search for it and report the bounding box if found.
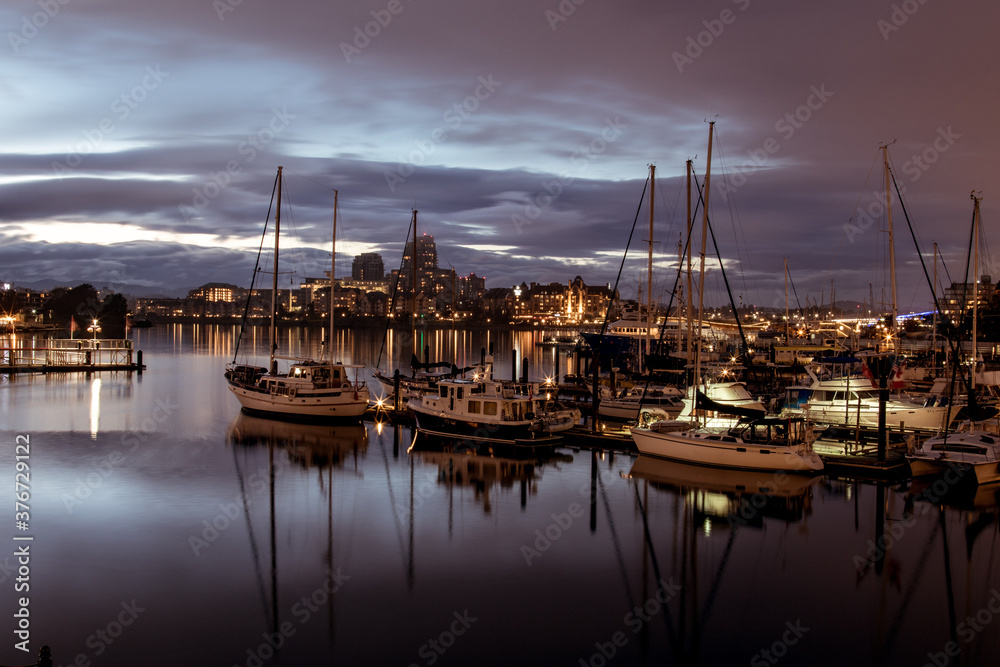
[631,415,824,473]
[780,374,949,432]
[407,357,578,445]
[906,430,1000,485]
[225,167,370,419]
[598,384,684,420]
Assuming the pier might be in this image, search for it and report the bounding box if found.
[0,339,144,374]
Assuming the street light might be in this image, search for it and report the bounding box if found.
[88,318,101,340]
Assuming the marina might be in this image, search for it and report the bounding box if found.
[2,324,999,666]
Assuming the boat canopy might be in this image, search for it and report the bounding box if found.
[694,391,766,419]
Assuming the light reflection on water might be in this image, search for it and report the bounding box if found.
[0,325,998,666]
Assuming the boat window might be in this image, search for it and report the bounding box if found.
[832,392,844,402]
[332,369,341,380]
[484,402,497,416]
[468,401,480,414]
[457,387,464,400]
[439,385,449,398]
[930,443,987,455]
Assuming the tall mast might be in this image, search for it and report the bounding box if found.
[646,164,655,372]
[329,189,338,363]
[882,145,898,351]
[411,209,418,357]
[784,257,789,342]
[695,122,714,400]
[972,192,981,389]
[685,159,694,365]
[932,242,938,356]
[269,166,282,375]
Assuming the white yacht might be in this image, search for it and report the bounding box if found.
[780,374,949,432]
[907,430,1000,485]
[598,384,684,421]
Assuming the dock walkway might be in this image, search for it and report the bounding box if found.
[1,339,144,374]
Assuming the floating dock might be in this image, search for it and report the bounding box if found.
[0,339,144,374]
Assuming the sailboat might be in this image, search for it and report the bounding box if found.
[908,192,1000,484]
[630,123,823,472]
[225,166,370,419]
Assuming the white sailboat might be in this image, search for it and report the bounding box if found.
[225,167,370,419]
[907,192,1000,484]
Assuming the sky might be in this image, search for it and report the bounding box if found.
[2,0,999,312]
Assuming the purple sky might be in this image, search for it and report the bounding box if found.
[2,0,998,310]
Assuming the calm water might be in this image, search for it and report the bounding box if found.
[1,325,999,667]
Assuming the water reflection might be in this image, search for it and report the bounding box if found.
[227,411,368,469]
[410,432,573,514]
[629,455,819,526]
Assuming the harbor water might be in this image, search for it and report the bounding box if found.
[1,325,998,666]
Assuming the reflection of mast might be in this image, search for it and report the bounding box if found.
[232,445,271,632]
[269,440,278,634]
[377,427,414,589]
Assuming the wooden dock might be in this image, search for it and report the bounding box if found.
[0,339,144,374]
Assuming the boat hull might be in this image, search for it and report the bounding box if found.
[226,380,369,418]
[906,457,1000,485]
[631,427,824,473]
[410,408,560,446]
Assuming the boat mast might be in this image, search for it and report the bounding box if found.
[269,166,282,375]
[784,257,789,342]
[972,191,981,390]
[411,209,418,358]
[695,122,714,407]
[685,159,694,366]
[882,145,898,352]
[646,163,655,372]
[329,189,338,364]
[932,242,938,357]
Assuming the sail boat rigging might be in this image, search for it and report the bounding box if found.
[224,166,370,419]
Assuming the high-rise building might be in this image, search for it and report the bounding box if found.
[351,252,385,281]
[401,234,438,275]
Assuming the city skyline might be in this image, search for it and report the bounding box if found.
[2,1,999,313]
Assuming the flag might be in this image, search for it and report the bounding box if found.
[69,316,78,338]
[861,358,876,388]
[891,358,906,390]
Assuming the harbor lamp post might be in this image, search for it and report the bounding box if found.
[88,318,101,340]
